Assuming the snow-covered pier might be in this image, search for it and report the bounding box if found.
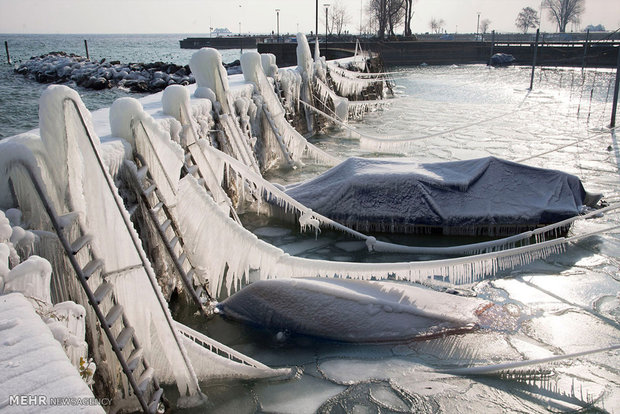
[1,32,618,412]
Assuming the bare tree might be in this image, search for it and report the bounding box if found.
[368,0,388,39]
[403,0,414,37]
[480,18,491,34]
[543,0,584,33]
[368,0,406,38]
[386,0,405,36]
[515,7,540,33]
[328,0,350,36]
[429,18,445,34]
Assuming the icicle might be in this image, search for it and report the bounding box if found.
[241,50,338,167]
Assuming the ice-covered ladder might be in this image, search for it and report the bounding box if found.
[130,152,215,313]
[176,101,245,224]
[10,161,165,414]
[262,105,296,167]
[183,146,242,225]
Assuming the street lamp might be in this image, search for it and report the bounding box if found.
[276,9,280,41]
[238,4,243,54]
[324,3,330,44]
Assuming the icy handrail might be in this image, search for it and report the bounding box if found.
[240,50,338,166]
[327,66,381,97]
[173,321,271,370]
[326,61,401,79]
[177,99,242,223]
[301,97,403,143]
[6,159,158,410]
[132,118,180,205]
[314,79,389,120]
[61,96,201,395]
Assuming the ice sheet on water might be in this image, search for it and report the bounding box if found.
[254,373,345,414]
[253,227,292,237]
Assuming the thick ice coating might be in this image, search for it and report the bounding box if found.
[218,278,488,342]
[286,156,593,235]
[190,47,230,103]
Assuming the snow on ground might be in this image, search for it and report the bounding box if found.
[0,293,103,413]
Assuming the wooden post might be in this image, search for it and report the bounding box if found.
[529,28,540,90]
[610,44,620,128]
[4,41,10,64]
[582,29,590,72]
[84,39,89,60]
[488,30,495,65]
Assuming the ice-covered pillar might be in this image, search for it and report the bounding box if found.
[189,48,232,114]
[296,33,316,133]
[260,53,278,79]
[109,97,144,149]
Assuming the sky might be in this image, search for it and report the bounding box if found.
[0,0,618,35]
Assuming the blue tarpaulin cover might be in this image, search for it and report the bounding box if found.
[285,156,592,235]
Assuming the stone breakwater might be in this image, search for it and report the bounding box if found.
[14,52,242,93]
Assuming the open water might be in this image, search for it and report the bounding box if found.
[0,33,249,139]
[2,33,620,413]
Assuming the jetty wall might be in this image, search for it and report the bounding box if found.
[259,40,620,68]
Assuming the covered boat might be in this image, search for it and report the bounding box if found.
[285,156,600,236]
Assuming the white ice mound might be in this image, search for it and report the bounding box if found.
[286,156,593,236]
[217,278,488,342]
[190,47,229,101]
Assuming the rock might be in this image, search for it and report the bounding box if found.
[14,52,195,92]
[91,77,110,90]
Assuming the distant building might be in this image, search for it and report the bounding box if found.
[585,24,606,32]
[213,28,232,36]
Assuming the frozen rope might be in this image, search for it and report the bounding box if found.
[515,126,617,163]
[444,343,620,375]
[302,95,539,147]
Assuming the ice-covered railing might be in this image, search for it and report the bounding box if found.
[176,172,619,298]
[189,48,262,174]
[296,33,318,133]
[240,51,339,167]
[314,77,390,121]
[327,63,384,99]
[110,96,184,207]
[326,61,398,80]
[173,321,294,380]
[162,85,239,218]
[2,86,203,402]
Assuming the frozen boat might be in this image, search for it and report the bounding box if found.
[285,156,601,237]
[217,278,492,342]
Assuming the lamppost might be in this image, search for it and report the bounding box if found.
[476,12,481,37]
[315,0,319,42]
[324,3,330,44]
[238,4,242,54]
[276,9,280,42]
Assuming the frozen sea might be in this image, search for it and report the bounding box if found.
[192,66,620,412]
[2,33,620,413]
